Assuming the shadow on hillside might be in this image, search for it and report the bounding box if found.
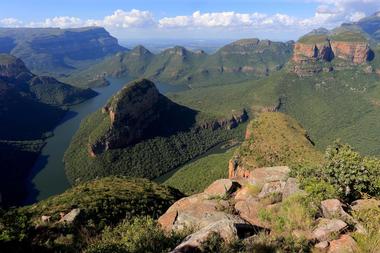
[22,155,48,205]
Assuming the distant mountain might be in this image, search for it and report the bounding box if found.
[0,27,127,76]
[67,38,293,88]
[355,12,380,42]
[0,54,96,206]
[64,79,248,184]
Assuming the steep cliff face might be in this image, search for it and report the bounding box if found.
[88,79,198,156]
[291,30,373,76]
[0,27,127,76]
[330,41,370,64]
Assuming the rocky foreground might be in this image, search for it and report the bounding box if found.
[159,166,378,252]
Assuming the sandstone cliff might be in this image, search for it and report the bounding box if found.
[291,31,373,76]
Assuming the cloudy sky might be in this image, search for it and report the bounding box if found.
[1,0,379,41]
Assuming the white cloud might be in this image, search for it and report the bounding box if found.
[0,18,23,27]
[90,9,154,28]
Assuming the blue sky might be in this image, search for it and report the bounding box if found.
[1,0,379,41]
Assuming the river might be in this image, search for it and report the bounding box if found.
[24,78,189,204]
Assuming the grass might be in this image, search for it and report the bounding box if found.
[236,112,323,170]
[163,147,236,195]
[0,177,184,252]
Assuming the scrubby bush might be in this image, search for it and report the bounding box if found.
[86,216,188,253]
[322,141,380,201]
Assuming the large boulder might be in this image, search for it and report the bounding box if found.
[312,218,347,242]
[158,192,229,231]
[258,181,286,199]
[59,208,81,224]
[204,179,239,198]
[171,216,252,253]
[321,199,348,219]
[327,235,358,253]
[249,166,290,185]
[235,198,269,228]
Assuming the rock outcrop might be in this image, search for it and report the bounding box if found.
[88,79,201,156]
[291,31,373,76]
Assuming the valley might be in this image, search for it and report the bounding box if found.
[2,7,380,253]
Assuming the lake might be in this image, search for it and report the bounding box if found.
[24,78,189,204]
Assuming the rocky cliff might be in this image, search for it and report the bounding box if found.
[88,79,199,156]
[292,30,373,76]
[0,27,127,76]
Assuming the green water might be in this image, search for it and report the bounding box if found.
[25,78,189,204]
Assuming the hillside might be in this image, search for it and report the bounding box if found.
[230,112,323,177]
[0,54,97,206]
[0,27,127,76]
[0,177,184,252]
[64,79,248,184]
[66,38,293,88]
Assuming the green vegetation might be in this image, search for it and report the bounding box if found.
[0,27,126,77]
[0,177,183,252]
[329,30,368,42]
[67,39,293,88]
[163,147,236,195]
[85,217,189,253]
[322,141,380,201]
[298,34,329,44]
[235,112,323,170]
[64,107,246,183]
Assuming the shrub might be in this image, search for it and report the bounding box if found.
[86,216,188,253]
[352,206,380,253]
[322,141,380,201]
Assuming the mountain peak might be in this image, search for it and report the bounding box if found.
[0,54,29,77]
[131,45,153,56]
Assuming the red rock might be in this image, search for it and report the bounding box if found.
[330,41,370,64]
[204,179,239,197]
[158,211,178,232]
[321,199,347,219]
[235,198,269,228]
[327,235,358,253]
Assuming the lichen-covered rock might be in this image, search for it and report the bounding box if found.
[312,218,347,242]
[258,181,286,199]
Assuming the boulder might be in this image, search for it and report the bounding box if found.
[312,218,347,241]
[204,179,239,197]
[249,166,290,185]
[59,208,80,224]
[315,241,329,251]
[235,198,269,228]
[327,235,358,253]
[351,199,380,211]
[258,181,286,199]
[158,192,230,231]
[235,186,258,201]
[321,199,348,219]
[172,216,252,253]
[282,178,301,199]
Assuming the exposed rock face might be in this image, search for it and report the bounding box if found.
[198,109,248,130]
[291,34,373,76]
[292,40,334,63]
[0,27,126,75]
[88,79,198,155]
[330,41,371,64]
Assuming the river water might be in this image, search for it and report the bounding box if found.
[24,78,189,204]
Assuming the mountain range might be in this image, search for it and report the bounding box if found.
[65,38,294,88]
[2,10,380,253]
[0,27,127,77]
